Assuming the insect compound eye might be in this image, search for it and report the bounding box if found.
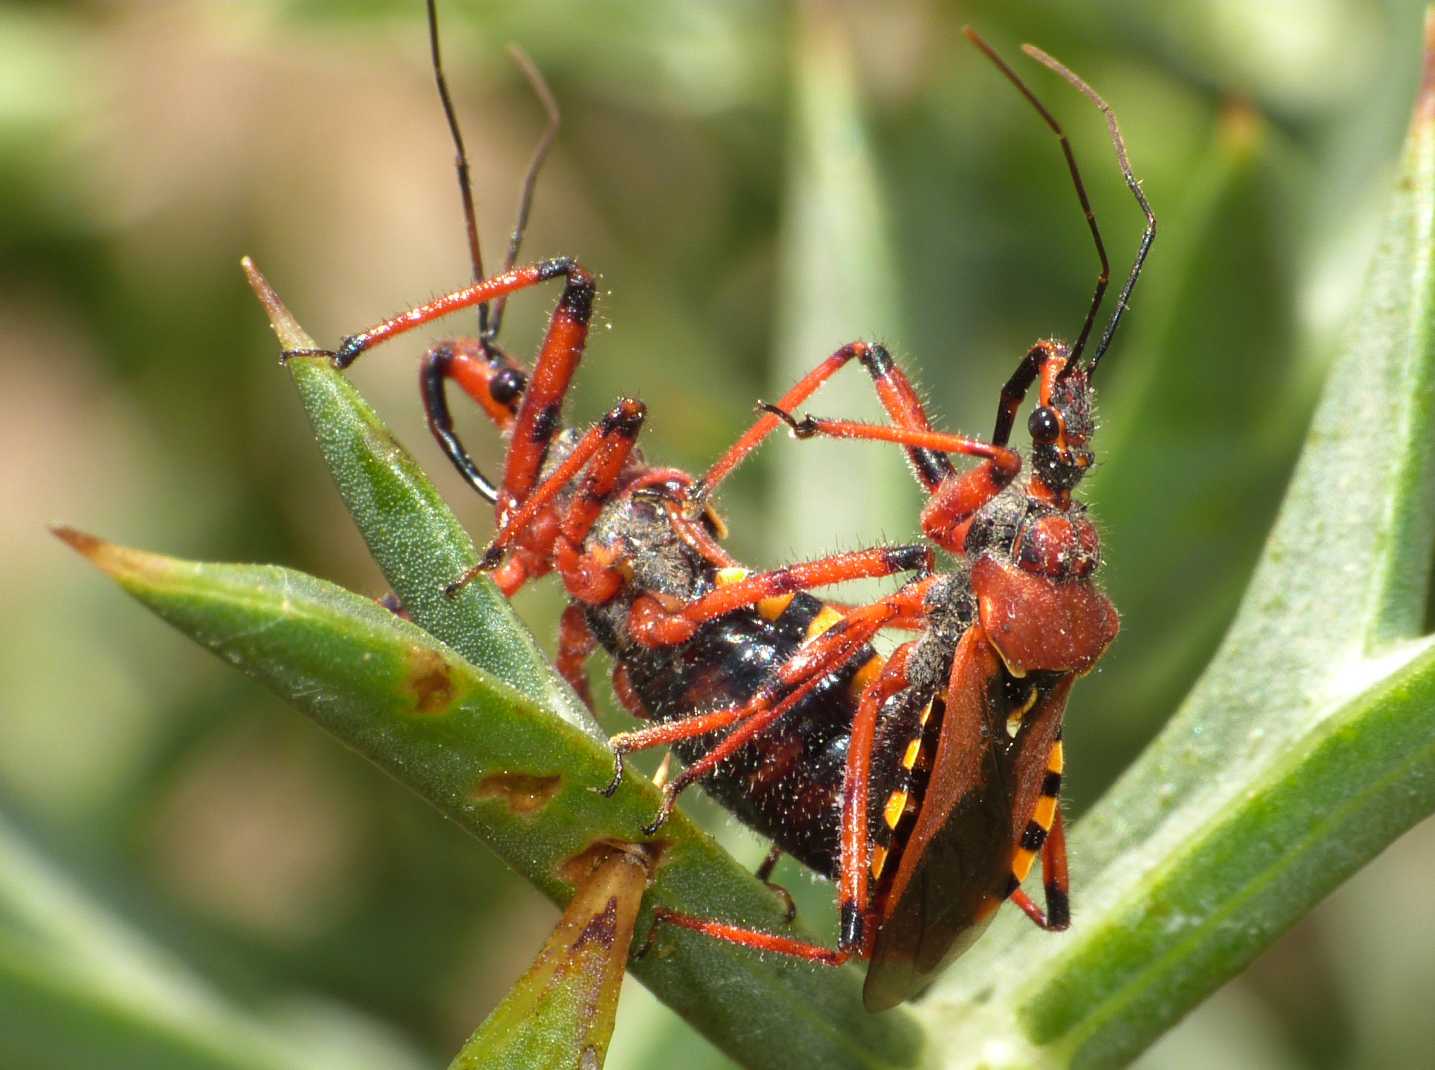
[489,367,527,407]
[1028,406,1061,445]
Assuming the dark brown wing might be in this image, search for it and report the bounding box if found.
[863,629,1072,1011]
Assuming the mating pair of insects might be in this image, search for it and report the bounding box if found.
[296,9,1154,1012]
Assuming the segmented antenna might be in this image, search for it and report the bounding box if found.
[425,2,561,347]
[963,27,1109,370]
[488,45,560,342]
[426,0,487,336]
[1022,44,1156,380]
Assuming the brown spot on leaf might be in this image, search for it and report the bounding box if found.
[405,646,455,714]
[472,772,562,815]
[572,896,620,952]
[559,839,663,887]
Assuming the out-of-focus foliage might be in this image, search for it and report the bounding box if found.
[4,1,1429,1067]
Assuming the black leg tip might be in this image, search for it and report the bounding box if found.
[597,757,625,798]
[333,338,362,369]
[758,402,817,438]
[642,807,671,837]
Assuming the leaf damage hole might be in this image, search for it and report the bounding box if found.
[405,646,455,714]
[473,772,563,815]
[560,839,664,887]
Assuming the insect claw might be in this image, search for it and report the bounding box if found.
[332,338,363,368]
[757,401,817,439]
[597,751,626,797]
[766,880,798,924]
[642,789,675,836]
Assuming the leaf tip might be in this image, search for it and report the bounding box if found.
[51,526,179,586]
[242,256,320,356]
[50,524,104,560]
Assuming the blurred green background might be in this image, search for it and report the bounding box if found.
[5,1,1433,1067]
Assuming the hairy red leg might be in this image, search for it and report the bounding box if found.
[555,603,597,709]
[694,340,955,502]
[760,406,1024,554]
[445,398,645,597]
[837,643,915,954]
[634,579,935,830]
[628,544,933,647]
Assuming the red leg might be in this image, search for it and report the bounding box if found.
[417,339,528,504]
[1006,712,1071,932]
[628,544,932,647]
[761,412,1020,473]
[761,405,1023,555]
[636,579,934,831]
[611,662,648,719]
[837,643,915,955]
[694,341,954,501]
[445,398,644,596]
[602,577,932,797]
[555,603,597,710]
[641,640,921,968]
[1008,740,1070,931]
[644,910,852,966]
[331,258,596,523]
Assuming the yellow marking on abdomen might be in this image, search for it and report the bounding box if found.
[1012,847,1037,882]
[1032,795,1058,833]
[758,593,795,620]
[870,843,889,880]
[1049,741,1064,774]
[901,737,922,770]
[847,653,884,697]
[883,790,909,830]
[715,567,750,587]
[1008,687,1039,737]
[804,605,845,643]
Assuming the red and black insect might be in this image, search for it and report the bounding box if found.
[307,5,1153,1012]
[600,32,1156,1009]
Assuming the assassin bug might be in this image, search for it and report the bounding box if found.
[608,31,1156,1009]
[309,4,1152,1010]
[314,0,938,852]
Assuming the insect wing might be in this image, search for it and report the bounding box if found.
[863,629,1013,1010]
[863,633,1074,1011]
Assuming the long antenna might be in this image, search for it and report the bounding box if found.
[487,44,560,342]
[426,0,489,339]
[963,27,1108,369]
[1022,44,1156,380]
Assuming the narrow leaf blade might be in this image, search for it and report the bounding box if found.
[58,530,923,1070]
[449,847,649,1070]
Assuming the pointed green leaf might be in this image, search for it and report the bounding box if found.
[57,529,922,1070]
[450,847,648,1070]
[243,258,596,739]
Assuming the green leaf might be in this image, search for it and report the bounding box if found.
[53,521,920,1070]
[243,258,597,739]
[0,808,424,1070]
[770,8,915,560]
[918,23,1435,1068]
[450,846,648,1070]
